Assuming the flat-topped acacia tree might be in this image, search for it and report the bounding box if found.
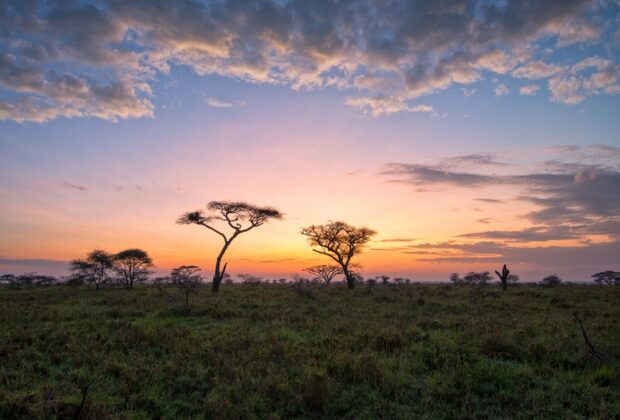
[177,201,283,293]
[301,221,376,289]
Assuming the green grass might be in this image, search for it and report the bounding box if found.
[1,284,619,419]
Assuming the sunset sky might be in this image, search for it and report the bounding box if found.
[1,0,620,281]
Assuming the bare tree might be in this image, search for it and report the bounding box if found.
[494,264,511,290]
[177,201,283,293]
[300,221,376,289]
[591,271,620,286]
[69,249,114,290]
[113,249,153,288]
[303,264,342,285]
[170,265,203,308]
[572,312,609,364]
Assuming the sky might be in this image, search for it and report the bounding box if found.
[1,0,620,281]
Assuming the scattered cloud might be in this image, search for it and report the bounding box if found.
[0,0,615,122]
[494,83,509,96]
[381,149,620,245]
[519,84,540,95]
[475,198,504,204]
[512,61,565,79]
[205,97,245,108]
[344,95,433,116]
[377,238,421,243]
[63,182,86,191]
[443,153,507,167]
[461,87,476,97]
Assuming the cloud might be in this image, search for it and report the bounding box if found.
[458,225,579,242]
[494,83,509,96]
[401,240,620,271]
[512,61,565,79]
[0,0,613,122]
[548,75,584,104]
[556,18,602,46]
[519,84,540,95]
[377,238,421,243]
[63,182,87,191]
[443,153,507,167]
[205,97,242,108]
[0,257,74,276]
[475,198,504,204]
[344,95,433,116]
[542,57,620,105]
[381,151,620,241]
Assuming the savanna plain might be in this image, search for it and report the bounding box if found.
[1,282,618,419]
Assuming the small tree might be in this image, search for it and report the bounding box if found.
[178,201,283,293]
[303,264,342,285]
[69,249,114,290]
[239,274,263,286]
[16,273,37,288]
[591,271,620,286]
[0,274,17,287]
[379,275,390,286]
[463,271,492,286]
[300,221,376,289]
[541,274,562,287]
[170,265,203,308]
[494,264,511,290]
[507,274,520,284]
[113,249,153,288]
[449,272,463,285]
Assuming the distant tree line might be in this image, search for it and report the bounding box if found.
[69,248,154,289]
[2,200,619,291]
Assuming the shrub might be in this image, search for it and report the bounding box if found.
[540,274,562,287]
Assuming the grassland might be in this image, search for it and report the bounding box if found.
[1,283,619,419]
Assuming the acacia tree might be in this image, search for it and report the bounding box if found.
[300,221,376,289]
[303,264,342,285]
[541,274,562,287]
[591,271,620,286]
[177,201,283,293]
[69,249,114,290]
[170,265,203,308]
[463,271,493,286]
[113,249,153,288]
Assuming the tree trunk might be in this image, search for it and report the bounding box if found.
[343,267,354,289]
[212,240,232,293]
[212,275,221,293]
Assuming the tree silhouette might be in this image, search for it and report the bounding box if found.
[378,275,390,286]
[303,264,342,285]
[177,201,283,293]
[463,271,492,286]
[591,271,620,286]
[113,249,153,288]
[541,274,562,287]
[300,221,376,289]
[170,265,203,308]
[494,264,510,290]
[69,249,114,290]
